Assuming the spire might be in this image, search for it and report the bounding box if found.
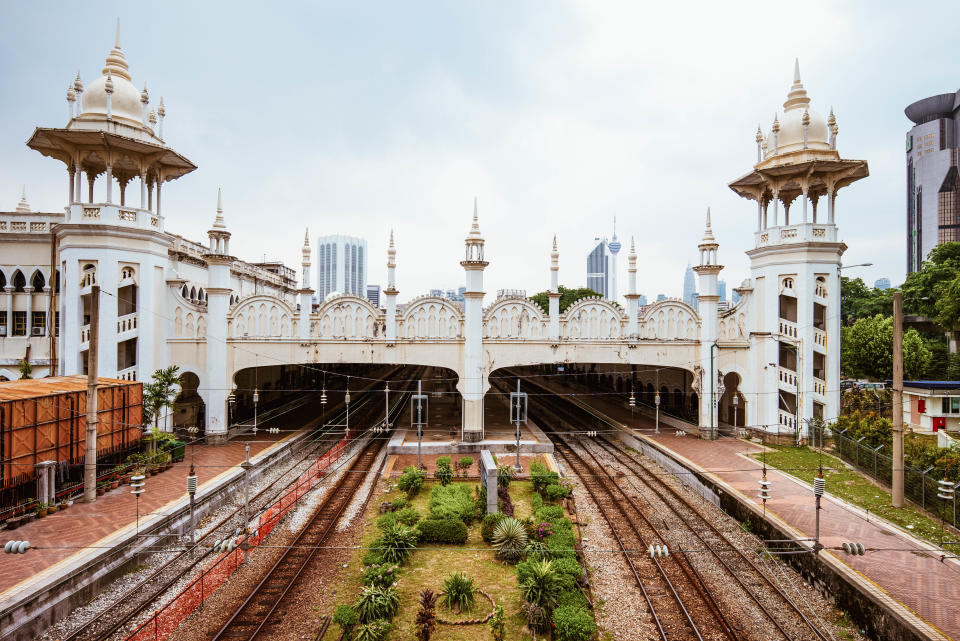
[303,228,310,246]
[213,187,225,228]
[74,71,83,93]
[701,207,716,243]
[783,58,811,111]
[115,17,121,48]
[552,234,558,252]
[630,236,635,253]
[389,229,395,248]
[102,19,131,81]
[472,196,479,230]
[16,186,30,213]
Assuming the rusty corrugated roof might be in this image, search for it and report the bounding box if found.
[0,376,137,401]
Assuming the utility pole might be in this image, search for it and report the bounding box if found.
[240,444,251,563]
[892,292,904,508]
[84,284,100,503]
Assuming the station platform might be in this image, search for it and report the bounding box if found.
[0,429,287,603]
[387,392,553,455]
[556,384,960,640]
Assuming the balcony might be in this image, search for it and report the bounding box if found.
[813,377,826,396]
[80,324,90,343]
[779,319,798,339]
[117,312,138,335]
[117,366,137,381]
[756,222,837,248]
[779,410,799,431]
[67,203,164,232]
[778,367,798,391]
[813,327,827,350]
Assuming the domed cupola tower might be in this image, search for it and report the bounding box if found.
[461,198,489,442]
[728,60,868,440]
[25,23,196,382]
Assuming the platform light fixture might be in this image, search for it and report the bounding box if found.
[509,378,528,473]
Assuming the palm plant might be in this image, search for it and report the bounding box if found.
[497,464,514,488]
[492,517,528,563]
[519,559,561,614]
[355,585,399,623]
[143,366,181,454]
[378,524,419,564]
[414,589,438,641]
[439,571,476,613]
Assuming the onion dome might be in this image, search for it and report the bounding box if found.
[762,60,830,157]
[79,22,147,126]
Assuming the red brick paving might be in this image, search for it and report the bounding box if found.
[566,389,960,640]
[0,432,283,597]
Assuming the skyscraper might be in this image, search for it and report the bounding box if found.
[586,237,611,299]
[874,277,891,291]
[717,279,727,302]
[316,234,367,299]
[366,284,381,307]
[904,90,960,272]
[682,263,697,308]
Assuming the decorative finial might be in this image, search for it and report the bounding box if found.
[783,58,811,111]
[473,196,479,225]
[827,106,836,127]
[141,83,149,104]
[304,228,310,246]
[217,187,223,214]
[771,114,780,132]
[802,109,810,126]
[115,18,121,48]
[793,57,801,84]
[148,108,157,125]
[755,125,763,143]
[16,186,30,213]
[67,85,76,102]
[74,71,83,93]
[389,229,395,248]
[104,71,114,94]
[157,97,165,117]
[552,234,558,251]
[630,236,635,252]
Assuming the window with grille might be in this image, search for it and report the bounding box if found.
[32,311,46,332]
[13,311,26,336]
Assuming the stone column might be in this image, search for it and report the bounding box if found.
[625,239,639,337]
[205,258,232,445]
[24,287,33,336]
[105,164,113,204]
[548,236,560,341]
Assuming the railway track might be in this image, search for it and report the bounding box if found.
[63,368,402,641]
[497,371,832,641]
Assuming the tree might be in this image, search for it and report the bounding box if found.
[529,286,603,315]
[143,366,181,432]
[901,242,960,328]
[840,277,895,325]
[841,315,931,380]
[18,359,32,380]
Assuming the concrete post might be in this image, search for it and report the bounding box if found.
[893,292,904,507]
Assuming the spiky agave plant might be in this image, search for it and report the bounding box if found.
[355,585,399,623]
[518,558,561,615]
[378,524,419,565]
[414,589,438,641]
[492,516,528,564]
[440,571,476,613]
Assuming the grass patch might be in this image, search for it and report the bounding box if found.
[324,480,542,640]
[753,446,950,545]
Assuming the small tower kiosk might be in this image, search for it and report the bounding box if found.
[728,61,868,438]
[461,199,488,442]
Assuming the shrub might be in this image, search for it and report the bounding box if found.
[530,460,559,493]
[376,512,398,531]
[552,605,595,641]
[356,585,399,623]
[434,464,453,487]
[497,485,515,517]
[414,589,437,641]
[398,466,425,497]
[545,528,577,559]
[552,556,584,583]
[497,465,514,488]
[361,563,401,589]
[489,604,506,641]
[417,519,468,544]
[556,587,590,610]
[519,559,561,615]
[429,484,475,523]
[492,517,528,563]
[440,571,476,612]
[481,512,505,543]
[524,539,549,560]
[378,524,419,564]
[390,496,409,511]
[333,604,358,641]
[522,601,548,633]
[395,507,422,527]
[474,484,488,517]
[544,483,571,502]
[362,549,384,566]
[532,491,543,512]
[457,456,474,476]
[535,505,564,522]
[534,522,554,540]
[354,619,391,641]
[436,456,451,469]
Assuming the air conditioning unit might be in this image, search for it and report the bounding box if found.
[31,327,44,336]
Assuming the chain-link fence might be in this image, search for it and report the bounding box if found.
[815,425,960,529]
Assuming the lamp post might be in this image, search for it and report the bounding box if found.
[186,426,199,542]
[240,444,251,563]
[130,474,145,538]
[412,381,428,469]
[654,392,661,435]
[510,378,528,473]
[252,387,259,436]
[732,393,739,433]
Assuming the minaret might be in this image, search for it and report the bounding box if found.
[607,218,621,302]
[624,238,640,336]
[548,235,560,340]
[693,208,723,439]
[16,186,30,213]
[728,61,868,438]
[384,230,398,341]
[204,188,234,444]
[460,198,488,442]
[299,229,313,340]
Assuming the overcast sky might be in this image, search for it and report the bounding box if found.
[1,2,956,303]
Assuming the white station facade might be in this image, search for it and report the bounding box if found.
[0,34,867,444]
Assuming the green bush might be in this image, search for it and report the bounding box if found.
[362,549,384,566]
[434,464,453,486]
[390,496,409,511]
[457,456,474,476]
[417,519,468,544]
[552,556,584,582]
[429,483,475,523]
[376,512,398,531]
[440,571,476,612]
[333,604,358,641]
[436,456,451,469]
[544,483,571,502]
[361,563,401,589]
[545,528,577,559]
[395,507,421,526]
[474,484,488,517]
[354,619,391,641]
[398,466,425,497]
[378,524,419,564]
[481,512,505,543]
[532,491,543,512]
[556,587,590,611]
[497,465,514,488]
[488,604,505,641]
[530,460,559,493]
[492,517,529,563]
[519,559,561,614]
[552,605,595,641]
[356,585,399,623]
[535,505,564,522]
[524,539,549,560]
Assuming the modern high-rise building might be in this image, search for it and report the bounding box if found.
[638,294,647,306]
[316,234,367,299]
[732,290,741,304]
[656,293,666,302]
[682,263,697,308]
[874,277,891,290]
[366,284,381,307]
[586,237,611,299]
[717,279,727,301]
[904,90,960,272]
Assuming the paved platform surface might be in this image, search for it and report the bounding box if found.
[0,431,285,597]
[565,388,960,640]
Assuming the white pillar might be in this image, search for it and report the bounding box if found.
[3,287,12,337]
[625,239,639,337]
[385,232,398,341]
[205,258,231,444]
[74,163,82,205]
[140,174,147,209]
[96,265,118,377]
[43,286,51,337]
[802,188,809,224]
[694,209,722,439]
[757,200,763,232]
[105,165,113,204]
[548,236,560,341]
[828,190,835,225]
[771,193,779,227]
[461,205,487,442]
[24,287,33,336]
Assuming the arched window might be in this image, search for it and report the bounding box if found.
[0,271,6,290]
[54,270,60,293]
[80,264,96,287]
[31,271,45,291]
[181,284,189,298]
[190,286,196,301]
[120,266,135,281]
[12,271,26,293]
